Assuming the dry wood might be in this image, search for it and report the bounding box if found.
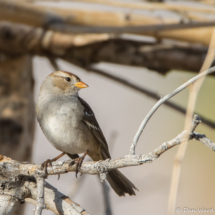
[0,22,207,73]
[1,1,215,45]
[0,1,67,27]
[15,0,215,14]
[0,117,213,183]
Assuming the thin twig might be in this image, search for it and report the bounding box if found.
[90,67,215,129]
[48,56,60,71]
[34,177,45,215]
[129,66,215,155]
[193,132,215,150]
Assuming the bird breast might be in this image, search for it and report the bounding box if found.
[37,96,94,154]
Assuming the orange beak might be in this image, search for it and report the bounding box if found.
[74,81,89,89]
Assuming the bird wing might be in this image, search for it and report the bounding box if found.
[78,97,111,159]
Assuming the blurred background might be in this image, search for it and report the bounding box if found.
[0,0,215,215]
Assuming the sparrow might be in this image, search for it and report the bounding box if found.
[36,70,137,196]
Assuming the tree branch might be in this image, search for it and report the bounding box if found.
[0,115,214,214]
[129,66,215,155]
[34,177,45,215]
[27,181,90,215]
[0,21,207,74]
[0,119,214,178]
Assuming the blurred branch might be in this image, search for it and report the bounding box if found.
[1,1,215,44]
[0,22,207,74]
[0,22,113,55]
[0,1,67,27]
[101,181,112,215]
[0,53,34,215]
[15,0,215,14]
[1,21,214,130]
[89,66,215,128]
[49,21,215,34]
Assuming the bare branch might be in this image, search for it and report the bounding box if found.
[193,132,215,151]
[0,195,20,215]
[129,66,215,155]
[27,181,90,215]
[0,118,214,178]
[0,175,31,215]
[34,177,45,215]
[0,115,214,214]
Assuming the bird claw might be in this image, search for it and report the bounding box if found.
[74,150,89,178]
[41,152,66,176]
[41,159,52,175]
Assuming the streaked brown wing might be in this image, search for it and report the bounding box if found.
[78,97,111,159]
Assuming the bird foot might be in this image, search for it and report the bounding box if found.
[41,159,52,176]
[41,152,66,176]
[74,150,89,178]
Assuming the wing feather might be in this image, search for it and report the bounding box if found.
[78,97,111,159]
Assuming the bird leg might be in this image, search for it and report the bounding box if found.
[75,150,89,178]
[42,152,66,175]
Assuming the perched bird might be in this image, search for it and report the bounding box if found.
[36,71,137,196]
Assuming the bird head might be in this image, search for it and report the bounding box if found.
[41,71,88,96]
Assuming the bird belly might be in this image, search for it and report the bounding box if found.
[41,113,97,155]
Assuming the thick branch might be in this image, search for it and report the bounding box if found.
[0,129,214,178]
[0,175,31,215]
[0,1,67,27]
[0,195,20,215]
[1,1,215,45]
[0,22,207,74]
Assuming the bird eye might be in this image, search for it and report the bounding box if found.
[65,77,71,82]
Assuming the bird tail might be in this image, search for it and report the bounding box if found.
[106,169,138,196]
